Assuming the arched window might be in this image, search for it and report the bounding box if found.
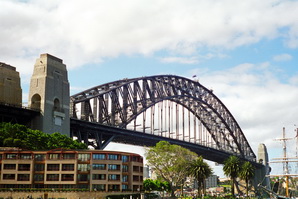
[31,94,41,110]
[53,98,60,111]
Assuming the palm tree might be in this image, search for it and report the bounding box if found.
[239,161,255,197]
[188,156,213,197]
[223,155,241,196]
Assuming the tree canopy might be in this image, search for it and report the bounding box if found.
[145,141,198,197]
[0,122,87,150]
[188,156,213,197]
[239,161,255,196]
[223,155,241,196]
[143,179,170,193]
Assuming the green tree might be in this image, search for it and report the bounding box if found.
[143,179,170,194]
[188,156,213,197]
[143,179,158,192]
[0,122,87,150]
[239,161,255,196]
[157,180,170,192]
[145,141,197,197]
[223,155,241,196]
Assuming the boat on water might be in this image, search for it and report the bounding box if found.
[264,127,298,198]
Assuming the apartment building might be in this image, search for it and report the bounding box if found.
[0,148,143,192]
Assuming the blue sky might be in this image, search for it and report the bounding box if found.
[1,0,298,177]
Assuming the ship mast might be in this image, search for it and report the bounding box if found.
[270,127,298,198]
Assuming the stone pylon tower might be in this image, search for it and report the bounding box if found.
[257,143,271,189]
[0,63,22,105]
[28,54,70,135]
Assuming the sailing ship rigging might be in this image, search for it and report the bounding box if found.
[268,127,298,198]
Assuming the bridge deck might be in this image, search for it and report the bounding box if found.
[70,118,263,168]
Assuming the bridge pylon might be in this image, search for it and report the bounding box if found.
[28,53,70,135]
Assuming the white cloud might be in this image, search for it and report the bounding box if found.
[160,56,199,64]
[1,0,298,73]
[273,53,292,62]
[187,62,298,174]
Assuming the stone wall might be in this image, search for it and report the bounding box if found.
[0,191,143,199]
[0,191,108,199]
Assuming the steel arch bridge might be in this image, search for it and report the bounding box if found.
[70,75,256,163]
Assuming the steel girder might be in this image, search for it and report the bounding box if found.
[70,75,256,161]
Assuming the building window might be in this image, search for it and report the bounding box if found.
[92,164,106,170]
[53,98,60,111]
[17,174,30,181]
[47,174,59,181]
[20,154,32,159]
[92,174,106,180]
[18,164,31,171]
[132,156,142,162]
[92,184,105,191]
[6,154,17,159]
[122,165,129,172]
[122,184,128,190]
[133,175,139,182]
[34,164,45,171]
[108,154,118,160]
[77,184,89,189]
[47,164,60,171]
[34,174,44,181]
[122,175,128,182]
[34,154,45,161]
[78,153,90,161]
[108,164,120,171]
[63,153,75,159]
[108,174,120,181]
[77,174,89,181]
[4,164,16,170]
[3,174,15,180]
[78,164,90,171]
[133,185,139,191]
[108,184,120,191]
[62,164,74,171]
[122,155,129,162]
[62,174,74,181]
[48,154,60,160]
[133,166,139,172]
[92,154,105,160]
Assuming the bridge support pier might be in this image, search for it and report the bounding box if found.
[28,54,70,135]
[252,143,271,195]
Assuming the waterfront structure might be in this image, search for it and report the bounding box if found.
[28,54,70,135]
[0,148,143,192]
[0,62,22,106]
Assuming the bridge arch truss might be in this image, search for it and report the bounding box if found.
[70,75,256,161]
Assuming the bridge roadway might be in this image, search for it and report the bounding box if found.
[70,118,263,168]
